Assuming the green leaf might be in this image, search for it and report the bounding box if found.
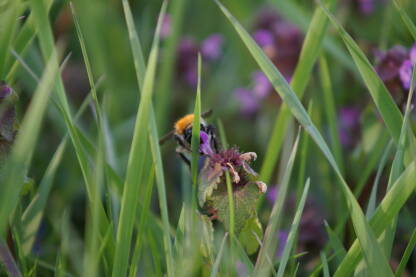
[0,0,20,78]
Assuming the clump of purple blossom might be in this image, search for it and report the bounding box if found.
[234,7,302,116]
[338,107,361,148]
[375,43,416,107]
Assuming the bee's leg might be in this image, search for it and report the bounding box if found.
[207,125,220,152]
[178,152,191,167]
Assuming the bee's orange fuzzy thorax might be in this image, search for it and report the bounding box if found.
[174,114,195,134]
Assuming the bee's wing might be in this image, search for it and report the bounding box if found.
[197,159,224,209]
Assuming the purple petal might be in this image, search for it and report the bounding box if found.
[266,186,278,204]
[199,131,214,155]
[201,34,223,61]
[0,82,12,98]
[253,29,274,48]
[410,43,416,64]
[399,60,413,90]
[160,14,171,39]
[358,0,374,15]
[252,71,272,98]
[276,231,288,257]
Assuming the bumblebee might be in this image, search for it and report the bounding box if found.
[160,110,219,166]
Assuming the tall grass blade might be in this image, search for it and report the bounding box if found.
[254,130,300,276]
[276,179,310,277]
[120,1,174,274]
[0,0,19,78]
[395,228,416,277]
[112,2,166,276]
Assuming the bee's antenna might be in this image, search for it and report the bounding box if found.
[202,109,213,118]
[159,130,175,145]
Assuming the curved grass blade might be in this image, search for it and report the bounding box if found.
[260,0,336,183]
[392,0,416,40]
[254,130,300,276]
[321,252,330,277]
[209,233,228,277]
[0,0,20,78]
[276,179,310,277]
[395,228,416,277]
[214,2,394,276]
[334,161,416,276]
[111,2,167,276]
[0,50,58,235]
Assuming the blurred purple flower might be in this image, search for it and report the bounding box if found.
[234,88,261,116]
[253,29,274,48]
[399,60,413,90]
[176,37,199,87]
[201,34,223,61]
[160,14,171,39]
[0,81,17,164]
[0,82,12,98]
[357,0,374,15]
[338,107,361,148]
[298,200,327,250]
[266,186,278,204]
[277,231,288,257]
[176,34,223,87]
[200,131,214,155]
[375,45,409,104]
[252,71,272,98]
[236,261,249,277]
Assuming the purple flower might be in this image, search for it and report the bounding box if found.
[176,37,199,87]
[199,131,214,155]
[357,0,374,15]
[276,231,288,257]
[236,261,249,277]
[253,29,274,48]
[252,71,272,98]
[0,82,12,98]
[201,34,223,61]
[338,107,361,148]
[266,186,278,204]
[399,60,413,90]
[160,14,171,39]
[234,88,261,116]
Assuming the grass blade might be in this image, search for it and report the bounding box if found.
[209,233,228,277]
[0,0,19,78]
[321,252,330,277]
[392,0,416,40]
[395,228,416,277]
[0,50,58,235]
[276,179,310,277]
[254,130,301,276]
